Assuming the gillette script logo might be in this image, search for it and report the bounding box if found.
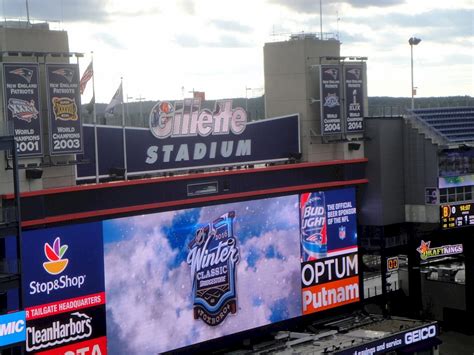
[187,212,240,326]
[26,312,93,352]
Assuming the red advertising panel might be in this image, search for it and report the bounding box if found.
[36,335,107,355]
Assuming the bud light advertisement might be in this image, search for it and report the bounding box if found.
[2,63,43,157]
[344,65,364,133]
[45,63,84,155]
[320,65,343,135]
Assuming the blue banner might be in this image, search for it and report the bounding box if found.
[21,222,104,307]
[344,65,364,133]
[45,63,84,155]
[320,65,343,135]
[3,63,43,157]
[0,311,26,347]
[77,112,300,179]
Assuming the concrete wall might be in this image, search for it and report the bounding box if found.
[359,117,405,226]
[264,37,365,163]
[403,120,440,223]
[0,26,76,194]
[421,279,465,321]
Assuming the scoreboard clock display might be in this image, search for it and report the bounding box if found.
[441,203,474,229]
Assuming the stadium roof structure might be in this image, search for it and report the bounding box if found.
[406,107,474,145]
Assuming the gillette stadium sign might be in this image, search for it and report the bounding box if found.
[77,99,300,179]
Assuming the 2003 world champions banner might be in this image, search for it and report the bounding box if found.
[45,63,84,155]
[2,63,43,157]
[299,188,359,315]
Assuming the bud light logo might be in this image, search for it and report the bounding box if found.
[301,192,327,261]
[187,212,240,326]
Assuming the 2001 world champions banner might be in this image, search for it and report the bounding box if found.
[45,64,83,155]
[2,63,43,157]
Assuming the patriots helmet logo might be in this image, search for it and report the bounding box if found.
[52,68,75,83]
[324,68,338,80]
[10,68,33,83]
[347,68,361,80]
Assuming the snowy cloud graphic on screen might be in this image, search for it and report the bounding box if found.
[103,195,301,354]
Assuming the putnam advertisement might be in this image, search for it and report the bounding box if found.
[300,188,359,315]
[45,64,84,155]
[2,63,43,157]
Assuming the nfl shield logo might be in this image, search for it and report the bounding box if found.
[339,226,346,240]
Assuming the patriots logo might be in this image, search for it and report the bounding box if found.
[52,68,75,83]
[347,68,361,80]
[10,68,33,83]
[324,68,338,80]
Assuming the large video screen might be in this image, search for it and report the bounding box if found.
[21,187,358,354]
[103,195,302,353]
[103,187,358,353]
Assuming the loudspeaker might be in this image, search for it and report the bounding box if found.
[348,142,361,151]
[26,168,43,179]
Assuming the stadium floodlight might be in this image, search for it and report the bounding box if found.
[409,37,422,110]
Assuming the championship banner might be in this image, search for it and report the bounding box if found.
[344,65,364,133]
[2,63,43,157]
[320,65,343,135]
[45,63,83,155]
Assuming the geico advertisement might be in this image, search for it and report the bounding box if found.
[22,222,105,307]
[25,305,106,354]
[300,188,359,314]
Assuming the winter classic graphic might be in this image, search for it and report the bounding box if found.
[187,212,240,326]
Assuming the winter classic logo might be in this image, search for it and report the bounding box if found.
[187,212,240,326]
[29,237,86,297]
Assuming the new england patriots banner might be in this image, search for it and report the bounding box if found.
[344,65,364,133]
[2,63,43,157]
[320,65,343,135]
[45,63,84,155]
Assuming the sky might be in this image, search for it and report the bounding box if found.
[1,0,473,104]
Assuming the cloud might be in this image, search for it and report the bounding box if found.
[2,0,110,23]
[94,33,126,49]
[104,196,302,353]
[178,0,196,15]
[210,20,253,34]
[174,33,252,48]
[268,0,405,13]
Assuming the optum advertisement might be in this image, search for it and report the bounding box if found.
[21,187,358,353]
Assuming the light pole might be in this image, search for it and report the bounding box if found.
[245,86,252,112]
[409,37,421,110]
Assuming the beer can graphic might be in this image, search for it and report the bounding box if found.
[300,192,327,261]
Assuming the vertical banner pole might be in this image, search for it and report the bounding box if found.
[121,77,128,180]
[91,53,99,184]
